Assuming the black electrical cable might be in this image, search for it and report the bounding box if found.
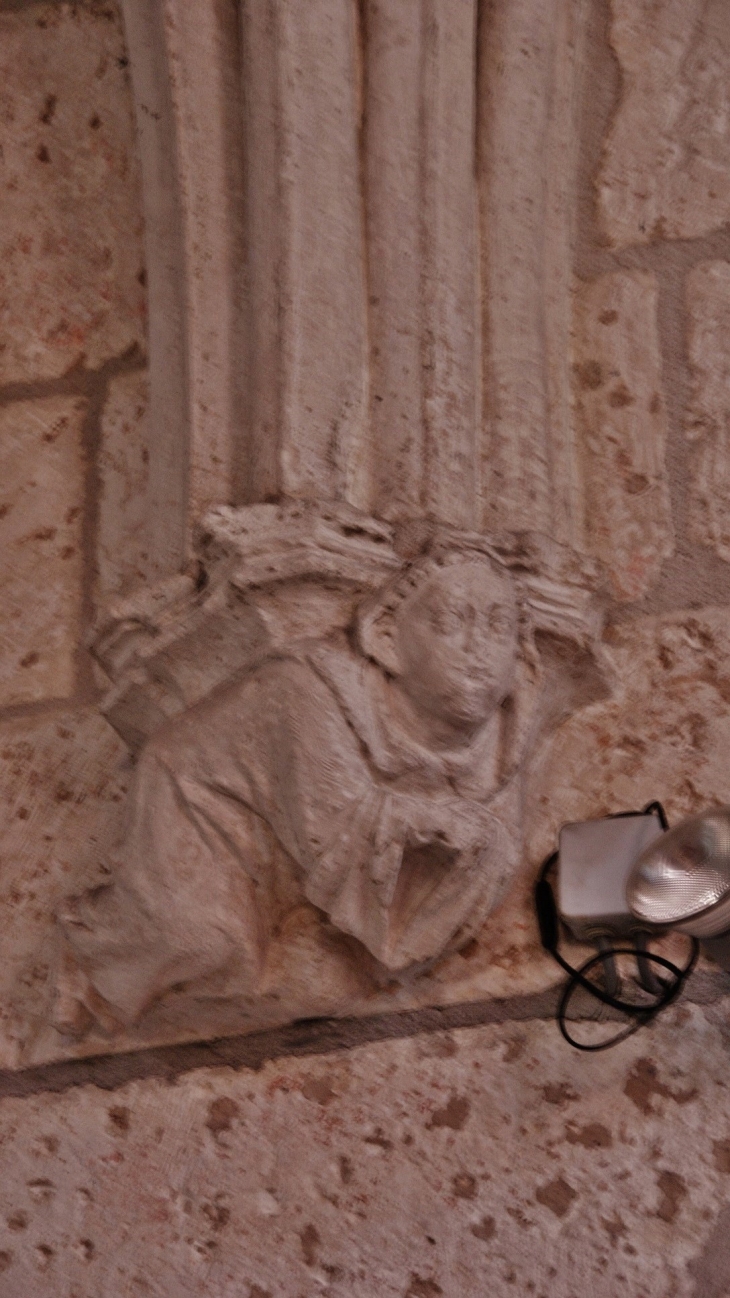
[556,944,697,1051]
[535,802,699,1051]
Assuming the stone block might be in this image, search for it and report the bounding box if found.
[686,261,730,562]
[0,707,129,1070]
[573,271,673,600]
[0,397,86,707]
[530,606,730,866]
[0,1,145,383]
[0,1002,724,1295]
[599,0,730,246]
[96,369,150,604]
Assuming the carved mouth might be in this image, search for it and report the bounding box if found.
[445,670,494,692]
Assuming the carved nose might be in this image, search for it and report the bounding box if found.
[462,605,477,652]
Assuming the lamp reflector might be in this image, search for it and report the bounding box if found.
[627,808,730,937]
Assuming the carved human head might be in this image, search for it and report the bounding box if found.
[358,545,519,732]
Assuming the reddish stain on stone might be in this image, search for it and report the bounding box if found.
[0,1253,11,1273]
[656,1170,687,1223]
[406,1275,443,1297]
[503,1038,524,1062]
[535,1177,577,1219]
[202,1198,230,1232]
[575,359,603,389]
[39,94,57,124]
[206,1097,239,1140]
[542,1082,578,1107]
[470,1215,496,1242]
[624,1058,697,1115]
[607,383,635,407]
[452,1172,477,1200]
[426,1094,470,1131]
[108,1106,130,1134]
[601,1211,626,1244]
[713,1139,730,1172]
[339,1156,353,1185]
[687,1205,730,1296]
[301,1074,336,1106]
[300,1223,320,1267]
[364,1127,393,1151]
[565,1122,613,1149]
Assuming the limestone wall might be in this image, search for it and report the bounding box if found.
[1,0,730,1294]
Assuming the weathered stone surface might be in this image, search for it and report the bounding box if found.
[530,606,730,868]
[366,0,479,527]
[0,1001,726,1295]
[0,1,145,383]
[479,0,587,545]
[9,1,730,1292]
[0,397,86,707]
[686,261,730,563]
[162,0,242,523]
[0,707,129,1070]
[48,512,603,1062]
[599,0,730,246]
[241,0,368,506]
[573,272,673,601]
[96,369,150,604]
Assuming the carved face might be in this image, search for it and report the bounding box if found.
[394,559,518,731]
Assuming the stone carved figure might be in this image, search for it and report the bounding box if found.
[54,504,607,1039]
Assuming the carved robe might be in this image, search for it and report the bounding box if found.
[62,635,535,1026]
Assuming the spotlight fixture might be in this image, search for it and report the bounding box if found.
[535,802,698,1052]
[627,807,730,939]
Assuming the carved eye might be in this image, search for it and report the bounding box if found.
[430,605,462,634]
[488,605,511,634]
